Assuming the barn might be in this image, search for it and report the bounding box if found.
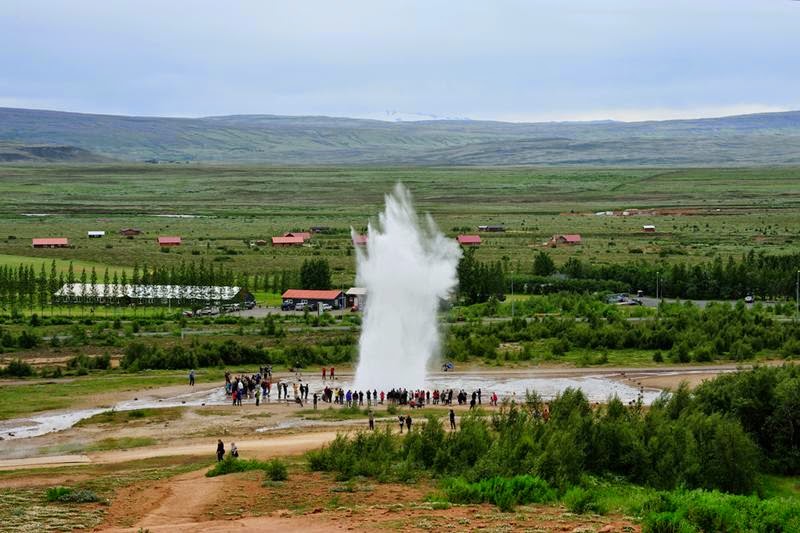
[284,232,312,241]
[346,287,367,310]
[643,225,656,233]
[457,234,482,246]
[281,289,345,310]
[32,238,69,248]
[272,236,305,246]
[158,236,181,246]
[549,234,582,246]
[87,231,105,238]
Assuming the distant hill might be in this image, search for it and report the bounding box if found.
[1,107,799,165]
[0,141,111,163]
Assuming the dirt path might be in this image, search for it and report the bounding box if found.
[0,431,340,471]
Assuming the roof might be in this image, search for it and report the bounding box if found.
[54,283,242,301]
[282,289,344,300]
[272,236,305,245]
[352,234,368,245]
[158,236,181,244]
[561,234,582,243]
[87,231,106,236]
[32,238,69,246]
[457,234,482,245]
[346,287,367,296]
[642,225,656,229]
[284,232,311,241]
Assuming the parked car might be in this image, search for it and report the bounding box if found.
[294,302,306,311]
[744,295,754,304]
[182,310,194,317]
[321,303,333,311]
[281,299,294,311]
[245,300,256,309]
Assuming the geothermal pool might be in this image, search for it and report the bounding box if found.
[0,371,675,440]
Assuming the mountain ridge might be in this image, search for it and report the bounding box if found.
[1,107,799,165]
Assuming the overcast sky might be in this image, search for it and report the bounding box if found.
[1,0,798,122]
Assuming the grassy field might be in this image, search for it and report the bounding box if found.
[0,165,799,287]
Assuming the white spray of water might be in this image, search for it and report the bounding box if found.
[353,184,462,390]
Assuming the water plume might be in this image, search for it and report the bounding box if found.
[353,184,462,390]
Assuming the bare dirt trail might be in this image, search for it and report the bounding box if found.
[0,431,340,471]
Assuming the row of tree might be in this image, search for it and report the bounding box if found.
[528,250,800,300]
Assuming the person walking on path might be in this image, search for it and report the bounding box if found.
[368,409,375,430]
[216,440,225,462]
[322,367,326,380]
[313,393,318,410]
[398,415,405,433]
[230,442,239,458]
[189,370,195,387]
[449,409,456,430]
[405,414,412,432]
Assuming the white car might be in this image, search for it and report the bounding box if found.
[321,303,333,311]
[744,295,754,304]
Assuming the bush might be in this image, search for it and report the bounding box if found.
[0,358,34,377]
[442,476,555,511]
[45,487,100,503]
[264,459,288,481]
[564,486,604,514]
[206,456,288,478]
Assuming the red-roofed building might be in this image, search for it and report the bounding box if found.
[272,236,305,246]
[157,236,182,246]
[549,234,582,246]
[352,234,368,246]
[457,234,482,246]
[32,238,69,248]
[284,232,312,241]
[281,289,345,310]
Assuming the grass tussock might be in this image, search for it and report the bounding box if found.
[206,456,288,481]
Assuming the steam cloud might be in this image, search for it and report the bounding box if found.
[353,184,462,390]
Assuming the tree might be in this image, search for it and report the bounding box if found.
[300,259,331,290]
[533,252,556,276]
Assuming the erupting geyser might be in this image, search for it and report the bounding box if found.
[353,184,462,390]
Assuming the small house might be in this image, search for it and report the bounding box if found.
[457,235,482,246]
[549,234,582,246]
[346,287,367,309]
[642,225,656,233]
[253,239,268,246]
[119,228,142,237]
[32,238,69,248]
[87,231,105,238]
[157,236,181,247]
[272,236,304,247]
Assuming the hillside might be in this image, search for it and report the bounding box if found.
[1,107,799,165]
[0,142,110,163]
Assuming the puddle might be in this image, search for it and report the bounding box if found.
[0,371,685,441]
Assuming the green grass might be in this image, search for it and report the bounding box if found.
[0,369,227,420]
[0,253,130,276]
[41,436,157,455]
[74,408,183,427]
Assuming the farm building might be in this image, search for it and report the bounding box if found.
[158,236,181,246]
[284,232,312,241]
[549,234,582,246]
[32,238,69,248]
[478,225,505,232]
[272,236,305,246]
[457,235,482,246]
[281,289,345,310]
[352,234,368,246]
[346,287,367,309]
[643,225,656,233]
[87,231,105,238]
[119,228,142,236]
[252,239,268,246]
[53,283,254,307]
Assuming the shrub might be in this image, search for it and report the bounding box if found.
[206,456,288,478]
[564,486,604,514]
[264,459,288,481]
[0,358,34,377]
[45,487,100,503]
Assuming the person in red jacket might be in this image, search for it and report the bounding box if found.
[330,367,335,380]
[322,367,326,380]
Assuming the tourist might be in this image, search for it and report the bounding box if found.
[322,367,326,380]
[367,390,372,405]
[406,414,412,432]
[368,409,375,430]
[477,388,482,405]
[255,386,261,406]
[379,391,385,404]
[216,439,225,461]
[398,415,405,433]
[189,369,195,387]
[230,442,239,458]
[330,366,335,380]
[231,389,238,406]
[313,392,318,410]
[449,409,456,430]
